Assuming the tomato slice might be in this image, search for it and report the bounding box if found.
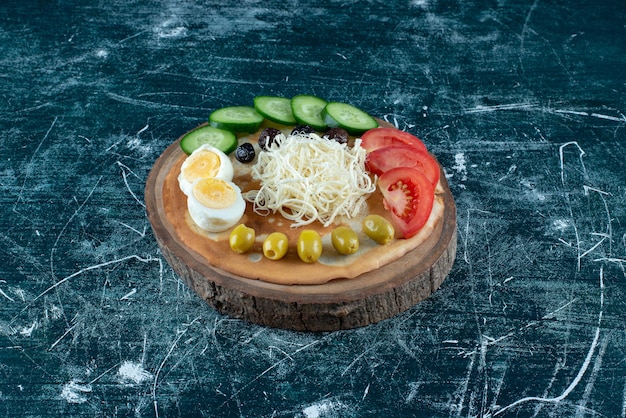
[378,167,435,238]
[360,127,428,153]
[365,145,440,187]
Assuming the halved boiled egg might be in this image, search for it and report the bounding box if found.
[178,145,234,196]
[187,177,246,232]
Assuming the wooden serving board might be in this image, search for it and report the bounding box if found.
[145,124,457,332]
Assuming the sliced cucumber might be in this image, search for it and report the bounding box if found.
[209,106,264,133]
[322,102,378,135]
[254,96,296,125]
[180,125,238,155]
[290,94,328,131]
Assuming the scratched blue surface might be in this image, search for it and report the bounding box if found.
[1,0,625,417]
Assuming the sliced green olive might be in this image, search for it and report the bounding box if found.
[331,226,359,255]
[362,214,395,245]
[229,224,256,254]
[297,230,322,263]
[263,232,288,260]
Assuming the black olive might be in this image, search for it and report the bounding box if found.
[323,127,349,144]
[291,125,316,135]
[258,127,283,150]
[235,142,256,163]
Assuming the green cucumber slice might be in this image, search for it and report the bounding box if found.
[290,94,328,131]
[322,102,378,135]
[180,125,238,155]
[253,96,296,125]
[209,106,264,133]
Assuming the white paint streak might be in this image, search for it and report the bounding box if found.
[578,236,607,264]
[494,268,605,416]
[553,109,589,117]
[463,104,626,123]
[136,123,149,135]
[462,208,492,264]
[302,400,345,418]
[452,153,467,181]
[10,255,163,327]
[559,142,587,271]
[50,175,103,278]
[219,337,325,409]
[576,333,610,417]
[154,18,187,39]
[583,185,613,257]
[552,218,570,232]
[455,348,476,417]
[0,286,15,302]
[460,298,577,358]
[464,103,538,113]
[49,322,79,351]
[120,288,137,300]
[498,164,517,182]
[117,161,146,208]
[14,116,58,210]
[106,92,203,110]
[153,317,201,418]
[118,360,153,384]
[590,112,626,122]
[119,222,146,237]
[405,381,421,403]
[622,379,626,418]
[95,48,108,58]
[551,108,626,122]
[410,0,429,8]
[341,344,377,376]
[19,320,37,337]
[61,380,92,404]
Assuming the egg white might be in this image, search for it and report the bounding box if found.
[178,145,234,196]
[187,178,246,232]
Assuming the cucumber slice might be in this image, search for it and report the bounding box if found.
[290,94,328,131]
[209,106,264,133]
[180,125,238,155]
[322,102,378,135]
[253,96,296,125]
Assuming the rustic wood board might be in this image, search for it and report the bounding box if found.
[145,127,457,332]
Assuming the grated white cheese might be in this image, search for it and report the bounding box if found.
[245,133,376,228]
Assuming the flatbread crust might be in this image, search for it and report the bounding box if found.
[160,126,446,285]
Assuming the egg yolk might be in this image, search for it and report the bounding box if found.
[181,150,221,183]
[193,178,237,209]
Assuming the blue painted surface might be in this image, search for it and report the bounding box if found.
[1,0,625,416]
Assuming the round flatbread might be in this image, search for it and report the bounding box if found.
[145,119,457,331]
[159,123,444,285]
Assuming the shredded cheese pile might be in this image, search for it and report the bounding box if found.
[245,133,376,227]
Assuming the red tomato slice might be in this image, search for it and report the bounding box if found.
[365,145,440,187]
[360,127,428,153]
[378,167,435,239]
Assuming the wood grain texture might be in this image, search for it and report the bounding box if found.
[145,131,457,331]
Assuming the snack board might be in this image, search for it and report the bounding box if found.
[146,110,456,331]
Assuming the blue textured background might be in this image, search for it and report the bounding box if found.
[1,0,625,416]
